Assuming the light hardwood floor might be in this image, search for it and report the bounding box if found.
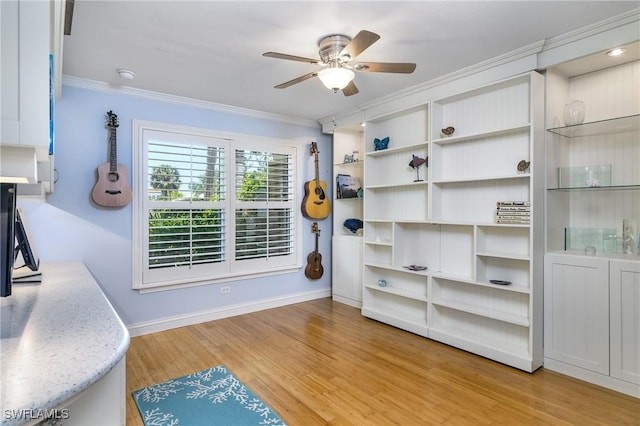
[127,298,640,425]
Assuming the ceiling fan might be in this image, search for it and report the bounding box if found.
[263,30,416,96]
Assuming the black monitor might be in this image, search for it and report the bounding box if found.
[14,207,40,273]
[1,183,17,297]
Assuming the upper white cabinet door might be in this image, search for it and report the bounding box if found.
[610,259,640,385]
[544,254,610,374]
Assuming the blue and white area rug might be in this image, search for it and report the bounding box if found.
[133,365,287,426]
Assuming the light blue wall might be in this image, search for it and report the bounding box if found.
[29,85,333,327]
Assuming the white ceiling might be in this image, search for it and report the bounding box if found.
[62,1,639,123]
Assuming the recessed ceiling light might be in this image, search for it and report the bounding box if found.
[606,48,626,57]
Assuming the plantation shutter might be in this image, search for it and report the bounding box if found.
[144,137,227,281]
[134,121,302,290]
[234,149,294,261]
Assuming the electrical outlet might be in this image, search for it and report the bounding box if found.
[220,286,231,294]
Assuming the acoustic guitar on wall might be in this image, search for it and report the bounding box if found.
[304,222,323,280]
[91,111,132,208]
[301,141,331,220]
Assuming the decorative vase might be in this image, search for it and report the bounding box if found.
[563,100,585,126]
[622,218,638,255]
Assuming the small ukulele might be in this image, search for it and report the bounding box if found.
[304,222,324,280]
[301,141,331,220]
[91,111,132,207]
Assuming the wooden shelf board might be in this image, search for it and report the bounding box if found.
[365,284,428,302]
[431,299,530,327]
[432,124,530,145]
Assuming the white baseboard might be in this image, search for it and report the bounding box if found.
[544,357,640,398]
[127,289,331,337]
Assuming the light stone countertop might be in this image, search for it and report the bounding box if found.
[0,262,130,425]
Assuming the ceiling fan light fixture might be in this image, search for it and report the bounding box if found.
[317,67,354,91]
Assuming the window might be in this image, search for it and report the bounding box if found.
[133,121,302,291]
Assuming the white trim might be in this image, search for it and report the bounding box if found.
[61,75,320,129]
[127,289,331,337]
[319,40,545,130]
[319,8,640,132]
[541,7,639,51]
[544,357,640,399]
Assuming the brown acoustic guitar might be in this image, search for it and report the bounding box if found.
[304,222,324,280]
[301,141,331,220]
[91,111,132,207]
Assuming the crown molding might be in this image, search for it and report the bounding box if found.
[61,75,320,129]
[319,8,640,130]
[542,7,639,51]
[319,39,545,128]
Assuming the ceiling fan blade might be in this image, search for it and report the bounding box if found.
[274,72,318,89]
[263,52,320,65]
[353,62,416,73]
[341,81,359,97]
[340,30,380,60]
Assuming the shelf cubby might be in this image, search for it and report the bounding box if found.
[362,289,429,336]
[364,243,392,266]
[431,277,530,326]
[365,148,429,186]
[429,305,531,362]
[476,225,530,259]
[364,265,428,302]
[364,220,393,244]
[364,105,428,154]
[476,256,530,290]
[431,127,530,182]
[364,185,428,222]
[439,224,474,279]
[393,222,441,271]
[431,179,530,224]
[431,75,531,138]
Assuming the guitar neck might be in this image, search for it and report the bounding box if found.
[109,127,117,172]
[312,222,320,252]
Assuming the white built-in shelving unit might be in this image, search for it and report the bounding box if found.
[428,73,544,372]
[359,72,544,372]
[332,130,364,307]
[362,104,431,336]
[543,60,639,398]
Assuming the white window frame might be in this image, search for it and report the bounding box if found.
[132,120,304,292]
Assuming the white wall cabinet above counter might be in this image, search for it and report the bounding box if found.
[1,0,62,192]
[1,0,51,151]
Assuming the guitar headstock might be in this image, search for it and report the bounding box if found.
[106,110,119,129]
[310,141,319,156]
[311,222,320,235]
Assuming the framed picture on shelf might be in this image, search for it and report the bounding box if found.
[337,175,362,199]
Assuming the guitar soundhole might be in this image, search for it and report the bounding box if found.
[107,172,119,182]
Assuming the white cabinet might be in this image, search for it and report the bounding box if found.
[1,0,59,191]
[544,254,609,374]
[332,129,364,307]
[1,0,51,149]
[332,235,363,307]
[610,259,640,387]
[544,255,640,397]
